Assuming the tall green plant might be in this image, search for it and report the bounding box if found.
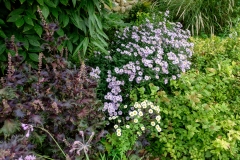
[0,0,111,74]
[155,0,239,35]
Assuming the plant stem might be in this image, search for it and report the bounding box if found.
[36,126,67,158]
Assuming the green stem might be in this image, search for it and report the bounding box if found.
[85,151,90,160]
[35,153,55,160]
[36,126,66,158]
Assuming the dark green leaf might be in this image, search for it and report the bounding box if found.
[72,0,76,7]
[24,16,34,26]
[45,1,57,8]
[23,24,33,32]
[36,0,44,5]
[51,8,59,19]
[92,40,108,54]
[9,8,25,16]
[20,37,29,50]
[67,41,73,53]
[15,18,25,28]
[94,14,102,30]
[82,37,89,56]
[41,5,49,19]
[19,0,27,4]
[34,24,43,37]
[0,44,6,55]
[63,14,69,27]
[26,10,37,20]
[4,1,11,10]
[56,28,64,36]
[70,13,84,30]
[7,15,22,22]
[60,0,68,5]
[0,19,5,25]
[27,35,40,47]
[0,54,7,61]
[0,30,7,38]
[29,53,39,62]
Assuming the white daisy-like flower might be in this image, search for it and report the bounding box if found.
[126,125,130,129]
[129,111,134,117]
[118,120,121,123]
[151,121,156,126]
[134,118,138,123]
[124,105,127,108]
[137,131,142,136]
[149,109,153,114]
[116,128,121,133]
[114,125,118,129]
[141,126,145,131]
[141,101,147,108]
[156,115,161,122]
[133,110,138,116]
[109,117,112,120]
[117,132,121,136]
[138,111,143,116]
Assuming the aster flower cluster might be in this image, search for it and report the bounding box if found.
[110,100,162,137]
[18,155,36,160]
[97,11,193,116]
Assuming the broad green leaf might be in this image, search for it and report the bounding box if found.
[19,0,27,4]
[72,0,76,7]
[0,19,5,25]
[45,1,57,8]
[41,5,49,19]
[15,18,25,28]
[0,30,7,38]
[88,18,94,37]
[0,44,6,55]
[20,37,29,50]
[67,41,73,53]
[7,15,22,22]
[51,8,59,19]
[24,16,34,26]
[36,0,44,5]
[0,54,7,61]
[26,10,37,20]
[9,8,25,16]
[27,35,40,47]
[34,24,43,37]
[96,34,108,47]
[56,28,64,36]
[4,1,11,10]
[63,14,69,27]
[70,13,84,30]
[29,53,39,62]
[60,0,68,5]
[23,24,33,32]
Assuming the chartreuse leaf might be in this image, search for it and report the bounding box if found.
[0,119,20,138]
[15,18,25,28]
[29,53,39,62]
[41,5,49,19]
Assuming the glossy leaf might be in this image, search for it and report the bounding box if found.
[41,5,49,19]
[36,0,44,5]
[34,24,43,37]
[7,15,22,22]
[23,24,33,32]
[15,18,25,28]
[60,0,68,6]
[0,30,7,38]
[24,16,34,26]
[29,53,39,62]
[9,8,25,16]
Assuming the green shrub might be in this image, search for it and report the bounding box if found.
[0,0,111,74]
[155,0,240,35]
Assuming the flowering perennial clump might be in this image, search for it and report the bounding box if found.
[90,11,194,116]
[111,100,162,137]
